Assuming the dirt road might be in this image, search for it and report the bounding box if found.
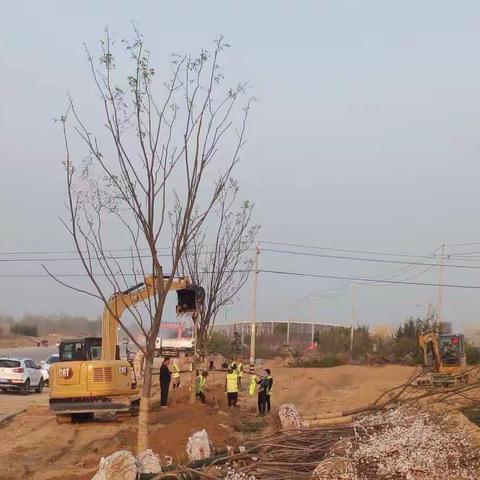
[0,345,54,422]
[0,389,49,423]
[0,363,417,480]
[0,346,57,363]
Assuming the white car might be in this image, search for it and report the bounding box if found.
[0,358,44,395]
[41,353,60,384]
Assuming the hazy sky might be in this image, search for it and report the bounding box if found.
[2,1,480,332]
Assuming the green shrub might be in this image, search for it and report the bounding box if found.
[289,353,346,368]
[206,331,234,357]
[314,325,371,359]
[466,342,480,365]
[10,323,38,337]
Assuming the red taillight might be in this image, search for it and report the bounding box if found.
[13,367,24,373]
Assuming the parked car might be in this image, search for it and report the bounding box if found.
[40,353,60,384]
[0,358,44,394]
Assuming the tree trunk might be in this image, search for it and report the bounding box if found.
[137,354,153,453]
[189,354,198,405]
[190,315,199,405]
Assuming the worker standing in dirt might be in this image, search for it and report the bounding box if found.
[237,358,244,387]
[225,367,240,407]
[249,373,258,396]
[229,358,237,372]
[196,371,208,403]
[208,353,216,370]
[133,350,145,379]
[172,358,181,390]
[160,357,171,408]
[257,373,269,416]
[265,369,273,413]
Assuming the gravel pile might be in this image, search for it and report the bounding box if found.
[352,406,480,480]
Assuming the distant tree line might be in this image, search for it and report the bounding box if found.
[0,314,101,338]
[11,322,38,337]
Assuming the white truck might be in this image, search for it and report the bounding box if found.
[155,337,195,357]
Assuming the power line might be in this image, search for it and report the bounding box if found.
[0,254,166,262]
[262,247,480,270]
[309,263,440,300]
[0,248,228,263]
[4,239,480,260]
[259,240,441,259]
[0,247,154,256]
[444,242,480,247]
[4,267,480,291]
[0,269,254,278]
[259,269,480,290]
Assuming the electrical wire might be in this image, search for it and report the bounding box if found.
[259,240,441,259]
[0,243,222,257]
[0,247,154,256]
[3,267,480,291]
[261,247,480,270]
[306,246,443,297]
[0,254,167,262]
[259,269,480,290]
[0,251,222,262]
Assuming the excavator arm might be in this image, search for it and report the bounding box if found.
[101,275,202,361]
[419,330,444,373]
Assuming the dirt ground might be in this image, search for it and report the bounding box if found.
[265,361,417,415]
[0,362,424,480]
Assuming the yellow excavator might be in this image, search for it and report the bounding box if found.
[49,275,204,421]
[418,328,467,387]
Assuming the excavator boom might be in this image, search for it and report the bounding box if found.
[101,275,193,361]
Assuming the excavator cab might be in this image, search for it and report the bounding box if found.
[59,337,103,362]
[439,334,465,366]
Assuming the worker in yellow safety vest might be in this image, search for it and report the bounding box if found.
[225,367,240,407]
[236,359,244,387]
[249,374,258,396]
[196,371,208,403]
[172,359,181,390]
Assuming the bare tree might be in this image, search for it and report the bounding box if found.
[50,27,252,452]
[179,178,259,353]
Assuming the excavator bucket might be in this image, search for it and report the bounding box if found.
[176,286,205,314]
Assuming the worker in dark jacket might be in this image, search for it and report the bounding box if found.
[265,369,273,413]
[257,374,269,416]
[160,357,171,407]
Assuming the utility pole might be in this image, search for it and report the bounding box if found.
[249,244,260,372]
[352,284,359,328]
[436,244,445,330]
[349,324,354,359]
[189,313,198,405]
